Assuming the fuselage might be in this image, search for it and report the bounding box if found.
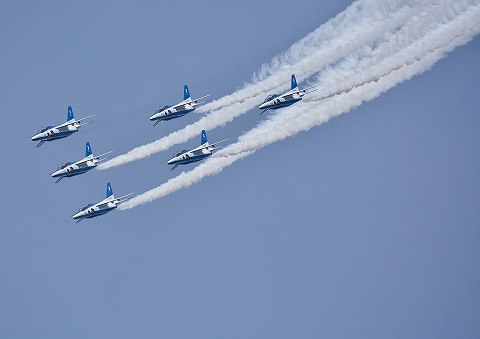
[72,198,117,220]
[258,91,304,110]
[149,99,196,122]
[51,156,97,179]
[167,145,213,167]
[31,122,79,143]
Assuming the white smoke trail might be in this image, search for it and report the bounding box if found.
[99,0,444,170]
[120,2,480,210]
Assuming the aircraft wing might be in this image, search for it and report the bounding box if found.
[75,115,95,123]
[115,192,135,204]
[209,139,228,148]
[300,84,321,94]
[193,94,212,103]
[175,104,188,111]
[94,151,114,160]
[195,139,228,151]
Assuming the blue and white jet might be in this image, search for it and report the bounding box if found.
[72,182,134,223]
[167,130,227,171]
[31,106,94,147]
[51,142,113,183]
[149,85,211,126]
[258,74,318,114]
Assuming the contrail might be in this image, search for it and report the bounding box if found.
[99,0,444,170]
[120,1,480,210]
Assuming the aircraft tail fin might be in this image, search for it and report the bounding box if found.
[184,85,190,100]
[201,130,208,144]
[67,106,75,121]
[85,142,92,157]
[291,74,298,90]
[106,182,113,198]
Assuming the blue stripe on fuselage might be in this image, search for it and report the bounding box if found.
[169,153,211,166]
[154,109,194,121]
[263,97,302,110]
[84,206,117,218]
[62,166,95,178]
[34,130,78,141]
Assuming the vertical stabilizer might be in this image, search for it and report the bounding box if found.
[106,182,113,198]
[201,130,208,145]
[184,85,190,100]
[67,106,75,121]
[291,74,298,90]
[85,142,92,157]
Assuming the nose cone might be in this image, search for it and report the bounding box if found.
[72,211,84,220]
[259,102,268,110]
[51,170,61,178]
[167,158,175,165]
[150,112,162,121]
[31,133,41,141]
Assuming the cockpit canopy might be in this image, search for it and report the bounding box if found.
[155,105,170,113]
[263,94,279,103]
[78,203,93,212]
[38,126,53,133]
[173,150,187,158]
[57,162,73,170]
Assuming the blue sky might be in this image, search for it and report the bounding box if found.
[1,0,479,337]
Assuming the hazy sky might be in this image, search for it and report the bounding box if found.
[1,0,479,338]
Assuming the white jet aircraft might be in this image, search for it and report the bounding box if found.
[31,106,94,147]
[72,182,134,223]
[51,142,113,183]
[258,74,319,115]
[167,130,227,170]
[149,85,211,126]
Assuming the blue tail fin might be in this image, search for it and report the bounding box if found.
[67,106,74,121]
[184,85,190,100]
[106,182,113,198]
[291,74,298,90]
[85,142,92,157]
[201,130,208,144]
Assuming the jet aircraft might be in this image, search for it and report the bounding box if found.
[167,130,227,170]
[258,74,318,114]
[149,85,211,126]
[31,106,94,147]
[51,142,113,183]
[72,182,134,223]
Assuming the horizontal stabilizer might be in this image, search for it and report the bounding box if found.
[193,94,212,103]
[153,119,161,126]
[76,115,95,123]
[55,176,64,183]
[171,163,180,171]
[78,120,94,128]
[116,192,135,204]
[94,151,114,159]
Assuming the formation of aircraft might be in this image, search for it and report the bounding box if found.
[167,130,227,171]
[72,182,134,223]
[51,142,113,183]
[258,74,318,114]
[149,85,211,126]
[31,106,94,147]
[36,74,315,221]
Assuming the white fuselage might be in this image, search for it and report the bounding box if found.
[258,89,304,110]
[149,98,197,122]
[167,143,213,166]
[31,120,80,142]
[51,155,98,179]
[72,197,118,220]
